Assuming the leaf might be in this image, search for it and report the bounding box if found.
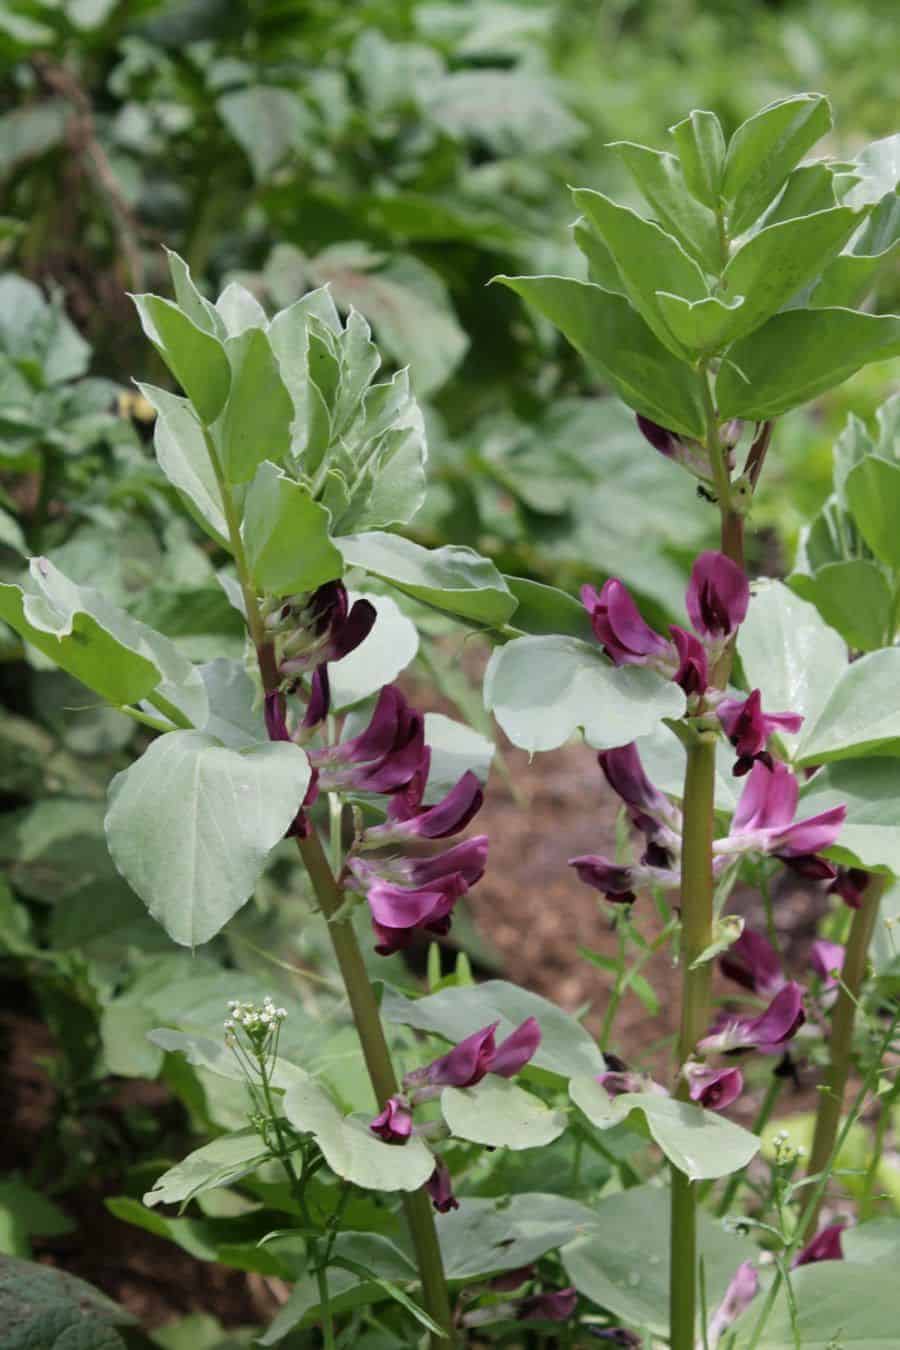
[240,461,342,595]
[147,1028,305,1091]
[737,580,846,760]
[670,109,726,208]
[495,274,706,439]
[337,531,516,626]
[484,635,684,753]
[844,455,900,569]
[720,207,861,343]
[105,731,311,946]
[198,658,266,749]
[217,328,294,484]
[568,1081,759,1180]
[503,575,594,641]
[0,1254,135,1350]
[381,979,606,1081]
[844,133,900,208]
[570,188,708,356]
[282,1077,435,1191]
[811,192,900,307]
[328,591,419,711]
[792,560,893,653]
[426,69,583,155]
[217,86,311,182]
[215,282,268,337]
[105,1196,288,1276]
[438,1193,600,1281]
[138,383,228,544]
[131,294,231,424]
[0,99,68,178]
[561,1184,756,1337]
[654,292,745,354]
[722,93,832,233]
[731,1261,900,1347]
[165,249,225,338]
[442,1078,566,1150]
[798,649,900,763]
[422,713,494,804]
[800,759,900,874]
[144,1130,270,1208]
[0,557,207,720]
[610,140,720,267]
[716,308,900,420]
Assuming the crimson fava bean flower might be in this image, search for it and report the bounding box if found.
[369,1096,413,1144]
[403,1017,541,1095]
[569,852,678,905]
[273,581,377,727]
[809,938,845,987]
[719,928,786,999]
[698,981,806,1054]
[581,578,671,667]
[715,760,846,874]
[706,1262,759,1348]
[425,1158,458,1213]
[794,1222,845,1266]
[308,684,427,794]
[716,688,804,777]
[685,551,749,640]
[516,1287,578,1322]
[683,1061,743,1110]
[363,770,485,845]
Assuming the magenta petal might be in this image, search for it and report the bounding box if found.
[370,1096,413,1143]
[569,855,635,903]
[604,579,670,661]
[794,1223,845,1267]
[732,760,799,834]
[745,981,806,1048]
[366,876,466,931]
[670,625,708,695]
[686,551,749,639]
[773,804,846,857]
[685,1063,743,1111]
[424,1022,499,1088]
[411,772,485,838]
[809,939,845,987]
[490,1017,541,1077]
[719,929,785,998]
[426,1158,458,1212]
[406,837,489,888]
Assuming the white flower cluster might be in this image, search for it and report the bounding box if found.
[772,1129,805,1166]
[223,995,287,1042]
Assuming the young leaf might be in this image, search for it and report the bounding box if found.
[792,560,893,653]
[137,383,228,545]
[282,1078,435,1191]
[105,731,311,946]
[441,1078,566,1150]
[165,249,226,338]
[670,109,726,208]
[716,308,900,420]
[609,140,720,267]
[811,192,900,307]
[722,93,832,233]
[844,455,900,569]
[336,531,517,626]
[495,274,706,438]
[143,1130,270,1208]
[484,635,684,754]
[216,328,294,483]
[215,280,268,336]
[131,293,231,424]
[503,575,595,641]
[241,460,343,595]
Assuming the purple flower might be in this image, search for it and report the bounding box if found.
[426,1158,458,1213]
[686,551,749,640]
[828,867,870,910]
[365,770,484,844]
[363,873,468,956]
[309,685,427,794]
[281,582,376,672]
[683,1062,743,1111]
[718,761,846,871]
[670,625,708,695]
[404,1017,541,1095]
[569,853,678,905]
[301,663,331,727]
[264,690,290,741]
[809,939,845,988]
[706,1262,759,1347]
[370,1096,413,1144]
[699,982,806,1054]
[719,929,786,999]
[716,689,804,777]
[636,415,681,457]
[581,579,671,667]
[516,1287,578,1322]
[598,743,680,831]
[794,1222,845,1267]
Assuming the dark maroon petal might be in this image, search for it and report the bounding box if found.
[598,743,669,817]
[570,855,635,903]
[794,1223,845,1267]
[302,664,330,727]
[670,625,708,695]
[516,1287,577,1322]
[420,1022,499,1088]
[719,929,785,998]
[828,867,869,910]
[390,771,484,840]
[636,414,680,457]
[426,1158,459,1213]
[686,551,749,639]
[490,1017,541,1078]
[329,597,377,661]
[264,690,290,741]
[777,852,837,881]
[405,836,489,888]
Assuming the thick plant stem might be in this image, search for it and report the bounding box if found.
[296,829,456,1345]
[670,731,717,1350]
[803,874,886,1240]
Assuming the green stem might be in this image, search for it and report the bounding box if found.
[146,689,194,730]
[670,731,717,1350]
[296,829,456,1345]
[803,874,886,1240]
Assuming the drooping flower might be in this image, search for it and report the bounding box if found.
[670,624,708,695]
[716,761,845,874]
[706,1262,759,1347]
[699,981,806,1054]
[264,690,290,742]
[809,939,845,988]
[828,866,870,910]
[636,415,680,457]
[309,685,427,794]
[274,581,377,725]
[685,551,749,641]
[426,1158,459,1213]
[361,872,469,956]
[794,1222,845,1266]
[404,1018,541,1096]
[569,852,679,905]
[369,1095,413,1144]
[516,1287,578,1322]
[683,1061,743,1110]
[363,770,484,844]
[716,689,804,776]
[581,579,672,667]
[719,929,786,999]
[598,743,681,834]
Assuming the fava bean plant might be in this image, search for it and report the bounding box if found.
[4,94,900,1347]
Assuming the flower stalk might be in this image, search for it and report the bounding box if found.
[803,872,887,1240]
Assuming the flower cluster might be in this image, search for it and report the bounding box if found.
[223,997,288,1082]
[369,1019,541,1211]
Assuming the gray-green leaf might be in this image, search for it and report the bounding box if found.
[442,1078,566,1150]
